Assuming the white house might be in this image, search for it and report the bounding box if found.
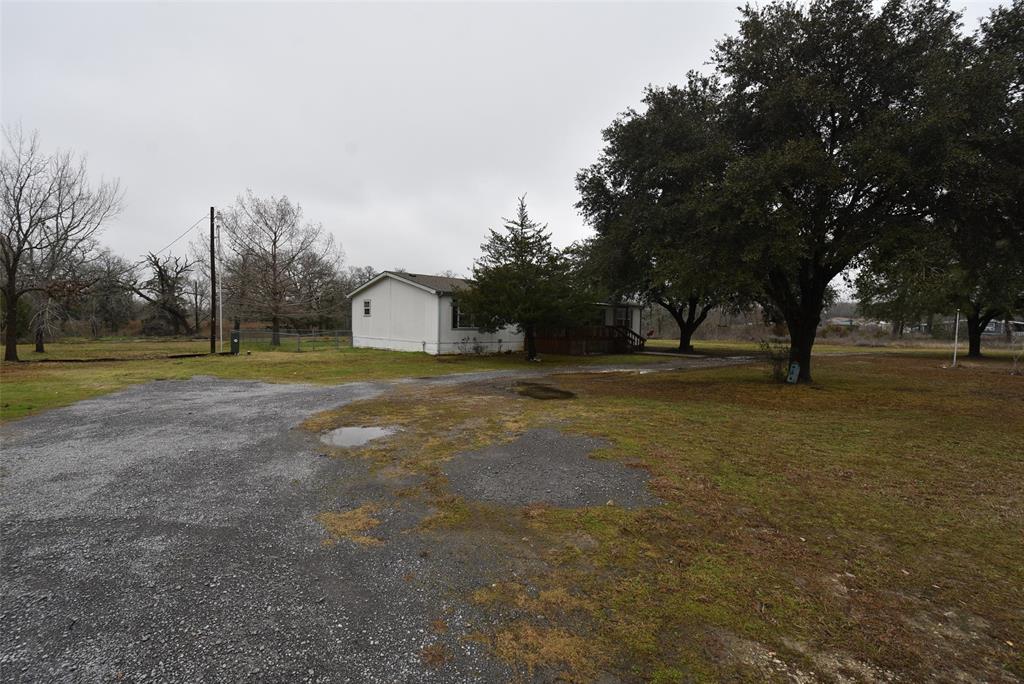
[349,271,644,355]
[349,271,523,354]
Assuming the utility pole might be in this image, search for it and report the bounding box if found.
[210,206,217,354]
[216,213,224,353]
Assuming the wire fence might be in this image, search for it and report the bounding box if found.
[234,329,352,353]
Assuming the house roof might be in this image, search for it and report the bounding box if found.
[395,272,471,294]
[347,270,471,298]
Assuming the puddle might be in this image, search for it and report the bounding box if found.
[321,426,396,448]
[514,382,576,400]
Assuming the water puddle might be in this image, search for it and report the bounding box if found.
[321,426,396,448]
[514,382,576,400]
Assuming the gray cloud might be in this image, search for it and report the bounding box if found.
[1,0,1000,274]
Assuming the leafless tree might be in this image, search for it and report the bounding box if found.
[345,265,377,290]
[1,127,122,360]
[128,252,195,336]
[221,191,339,344]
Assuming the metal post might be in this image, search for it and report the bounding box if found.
[209,207,216,354]
[952,308,960,368]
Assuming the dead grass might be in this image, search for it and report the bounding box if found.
[420,642,451,668]
[492,622,597,681]
[307,354,1023,682]
[314,503,383,546]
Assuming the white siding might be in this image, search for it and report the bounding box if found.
[351,278,439,353]
[437,295,524,354]
[601,305,643,335]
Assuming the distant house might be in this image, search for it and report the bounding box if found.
[349,271,644,355]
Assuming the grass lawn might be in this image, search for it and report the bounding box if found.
[307,354,1023,682]
[0,339,672,422]
[646,336,1022,359]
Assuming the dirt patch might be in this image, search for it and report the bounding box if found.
[514,382,576,400]
[442,428,659,508]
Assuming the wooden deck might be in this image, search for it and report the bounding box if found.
[534,325,646,355]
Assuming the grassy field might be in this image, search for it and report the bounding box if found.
[307,354,1023,682]
[646,335,1022,359]
[0,339,671,422]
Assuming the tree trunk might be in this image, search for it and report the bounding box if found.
[1005,317,1013,344]
[677,326,694,354]
[780,291,824,383]
[767,268,827,384]
[787,319,817,383]
[655,296,711,355]
[966,312,984,358]
[34,325,45,353]
[524,324,537,360]
[271,315,280,346]
[3,279,19,362]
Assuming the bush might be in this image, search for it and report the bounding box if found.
[759,338,789,383]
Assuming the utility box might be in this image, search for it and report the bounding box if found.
[230,330,240,355]
[786,362,800,384]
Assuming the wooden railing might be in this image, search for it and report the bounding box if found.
[535,325,646,355]
[612,325,646,352]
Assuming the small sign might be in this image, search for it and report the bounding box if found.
[786,362,801,384]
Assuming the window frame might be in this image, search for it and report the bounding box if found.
[451,303,477,330]
[363,299,372,317]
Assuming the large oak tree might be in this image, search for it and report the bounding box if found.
[709,0,963,381]
[576,75,748,353]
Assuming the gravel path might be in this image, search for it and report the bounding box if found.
[0,356,751,682]
[0,376,514,683]
[444,428,658,508]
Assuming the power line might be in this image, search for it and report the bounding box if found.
[145,214,208,259]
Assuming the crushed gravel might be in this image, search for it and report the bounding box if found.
[0,376,510,683]
[443,428,659,509]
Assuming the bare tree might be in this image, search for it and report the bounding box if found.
[345,265,377,290]
[128,252,195,336]
[76,250,136,337]
[1,127,122,360]
[221,191,338,345]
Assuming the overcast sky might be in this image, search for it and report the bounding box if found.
[1,1,1003,276]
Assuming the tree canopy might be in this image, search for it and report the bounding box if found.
[576,75,749,352]
[577,0,1023,380]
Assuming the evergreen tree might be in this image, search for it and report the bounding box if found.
[460,197,588,360]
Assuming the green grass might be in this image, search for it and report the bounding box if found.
[0,339,674,422]
[308,354,1023,681]
[646,335,1022,359]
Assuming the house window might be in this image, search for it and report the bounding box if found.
[615,307,630,328]
[452,303,476,329]
[363,300,372,316]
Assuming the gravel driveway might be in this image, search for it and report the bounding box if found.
[0,357,750,682]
